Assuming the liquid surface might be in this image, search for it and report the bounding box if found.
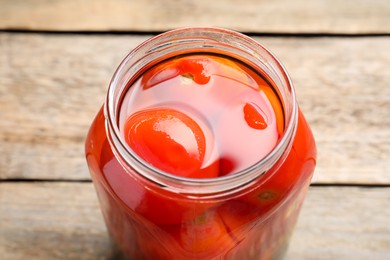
[119,54,284,178]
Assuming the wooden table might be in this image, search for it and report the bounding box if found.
[1,1,389,259]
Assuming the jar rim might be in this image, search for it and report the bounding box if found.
[105,27,298,195]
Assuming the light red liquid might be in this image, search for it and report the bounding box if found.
[85,53,316,259]
[119,54,284,178]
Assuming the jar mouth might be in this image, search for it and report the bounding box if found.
[105,27,298,195]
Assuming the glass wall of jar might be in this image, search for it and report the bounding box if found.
[85,27,316,259]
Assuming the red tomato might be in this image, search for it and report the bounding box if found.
[216,200,258,241]
[124,107,218,179]
[177,56,211,85]
[243,102,268,130]
[168,209,236,258]
[141,55,217,90]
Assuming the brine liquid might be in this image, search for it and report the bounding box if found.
[119,53,284,178]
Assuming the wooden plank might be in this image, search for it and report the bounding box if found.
[270,37,390,184]
[287,186,390,259]
[0,183,389,259]
[0,0,389,34]
[1,33,389,184]
[0,34,144,181]
[0,182,113,259]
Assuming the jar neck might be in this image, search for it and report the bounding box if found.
[105,27,298,196]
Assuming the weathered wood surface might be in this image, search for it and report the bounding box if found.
[0,182,112,259]
[1,0,388,259]
[1,0,390,34]
[1,33,389,184]
[0,183,388,259]
[287,186,390,259]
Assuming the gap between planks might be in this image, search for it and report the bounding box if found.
[1,0,389,34]
[1,179,390,189]
[1,29,390,38]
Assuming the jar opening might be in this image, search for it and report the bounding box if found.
[105,27,297,195]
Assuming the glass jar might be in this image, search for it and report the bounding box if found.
[85,27,316,259]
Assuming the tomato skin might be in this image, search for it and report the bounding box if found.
[177,57,211,85]
[124,108,218,179]
[141,55,214,90]
[165,209,236,258]
[217,200,258,241]
[243,102,268,130]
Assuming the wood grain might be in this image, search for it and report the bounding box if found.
[0,183,389,259]
[0,0,389,34]
[286,186,390,259]
[0,182,113,259]
[1,33,389,183]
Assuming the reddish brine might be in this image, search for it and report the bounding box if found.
[119,53,283,179]
[85,28,316,259]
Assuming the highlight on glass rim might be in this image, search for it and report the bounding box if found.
[85,27,317,259]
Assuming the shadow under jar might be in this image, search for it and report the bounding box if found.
[85,27,316,259]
